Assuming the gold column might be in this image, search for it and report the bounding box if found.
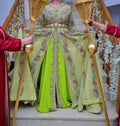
[74,0,110,126]
[11,0,48,126]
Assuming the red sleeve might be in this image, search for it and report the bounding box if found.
[105,24,120,38]
[0,26,21,51]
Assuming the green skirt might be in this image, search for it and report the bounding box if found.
[37,37,71,113]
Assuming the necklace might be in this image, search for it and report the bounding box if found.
[50,2,65,9]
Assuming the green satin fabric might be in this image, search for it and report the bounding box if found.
[37,37,71,113]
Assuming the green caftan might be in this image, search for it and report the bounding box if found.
[10,3,103,113]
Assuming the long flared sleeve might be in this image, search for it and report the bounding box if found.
[67,7,85,36]
[68,8,77,32]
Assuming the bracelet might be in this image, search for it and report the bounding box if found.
[113,26,117,36]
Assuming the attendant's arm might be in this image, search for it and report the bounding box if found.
[0,32,21,51]
[0,38,21,51]
[0,27,34,51]
[0,27,22,51]
[105,25,120,38]
[89,20,120,38]
[90,21,106,31]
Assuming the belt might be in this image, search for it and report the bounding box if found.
[45,23,68,28]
